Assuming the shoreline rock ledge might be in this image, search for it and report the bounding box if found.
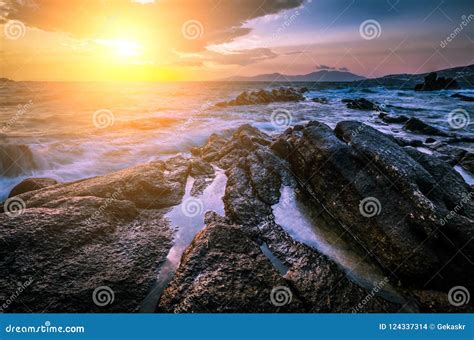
[1,121,473,313]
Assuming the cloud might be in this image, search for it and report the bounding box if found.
[176,47,278,66]
[316,64,336,70]
[2,0,305,52]
[316,64,350,72]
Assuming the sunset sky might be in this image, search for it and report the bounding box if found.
[1,0,473,81]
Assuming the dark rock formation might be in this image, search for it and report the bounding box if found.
[414,72,459,91]
[215,87,305,107]
[158,212,304,312]
[451,93,474,102]
[403,118,450,136]
[8,177,59,198]
[278,120,473,292]
[342,98,382,111]
[0,156,198,312]
[0,144,38,177]
[2,120,472,313]
[311,97,329,104]
[379,112,409,123]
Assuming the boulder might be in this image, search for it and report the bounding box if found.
[8,177,59,198]
[342,98,382,111]
[215,87,305,107]
[158,212,304,312]
[451,93,474,102]
[403,117,450,136]
[280,120,473,290]
[414,72,459,91]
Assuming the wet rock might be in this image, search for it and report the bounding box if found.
[379,112,409,123]
[311,97,328,104]
[0,144,38,177]
[342,98,382,111]
[10,158,190,209]
[8,177,59,197]
[414,72,459,91]
[451,93,474,102]
[215,87,305,107]
[280,120,473,290]
[403,117,450,136]
[157,212,304,312]
[0,202,172,312]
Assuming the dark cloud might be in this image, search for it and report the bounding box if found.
[316,64,350,72]
[316,64,335,70]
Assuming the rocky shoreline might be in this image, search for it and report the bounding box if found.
[1,114,473,312]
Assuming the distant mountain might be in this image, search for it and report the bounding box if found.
[356,64,474,88]
[220,70,366,82]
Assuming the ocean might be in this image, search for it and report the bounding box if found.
[1,81,473,200]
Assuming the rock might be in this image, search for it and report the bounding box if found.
[311,97,328,104]
[403,117,450,136]
[414,72,459,91]
[8,178,59,198]
[0,144,38,177]
[342,98,382,111]
[0,200,172,312]
[280,120,473,290]
[157,212,304,312]
[8,157,190,209]
[215,87,305,107]
[379,112,409,123]
[451,93,474,102]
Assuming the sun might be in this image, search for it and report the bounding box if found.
[95,38,143,59]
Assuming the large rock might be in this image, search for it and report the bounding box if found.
[414,72,459,91]
[215,87,305,107]
[158,213,304,312]
[8,177,59,197]
[6,157,190,210]
[0,198,172,312]
[342,98,382,111]
[0,156,192,312]
[280,120,473,290]
[0,144,39,177]
[403,117,450,136]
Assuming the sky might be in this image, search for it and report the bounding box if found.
[1,0,473,81]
